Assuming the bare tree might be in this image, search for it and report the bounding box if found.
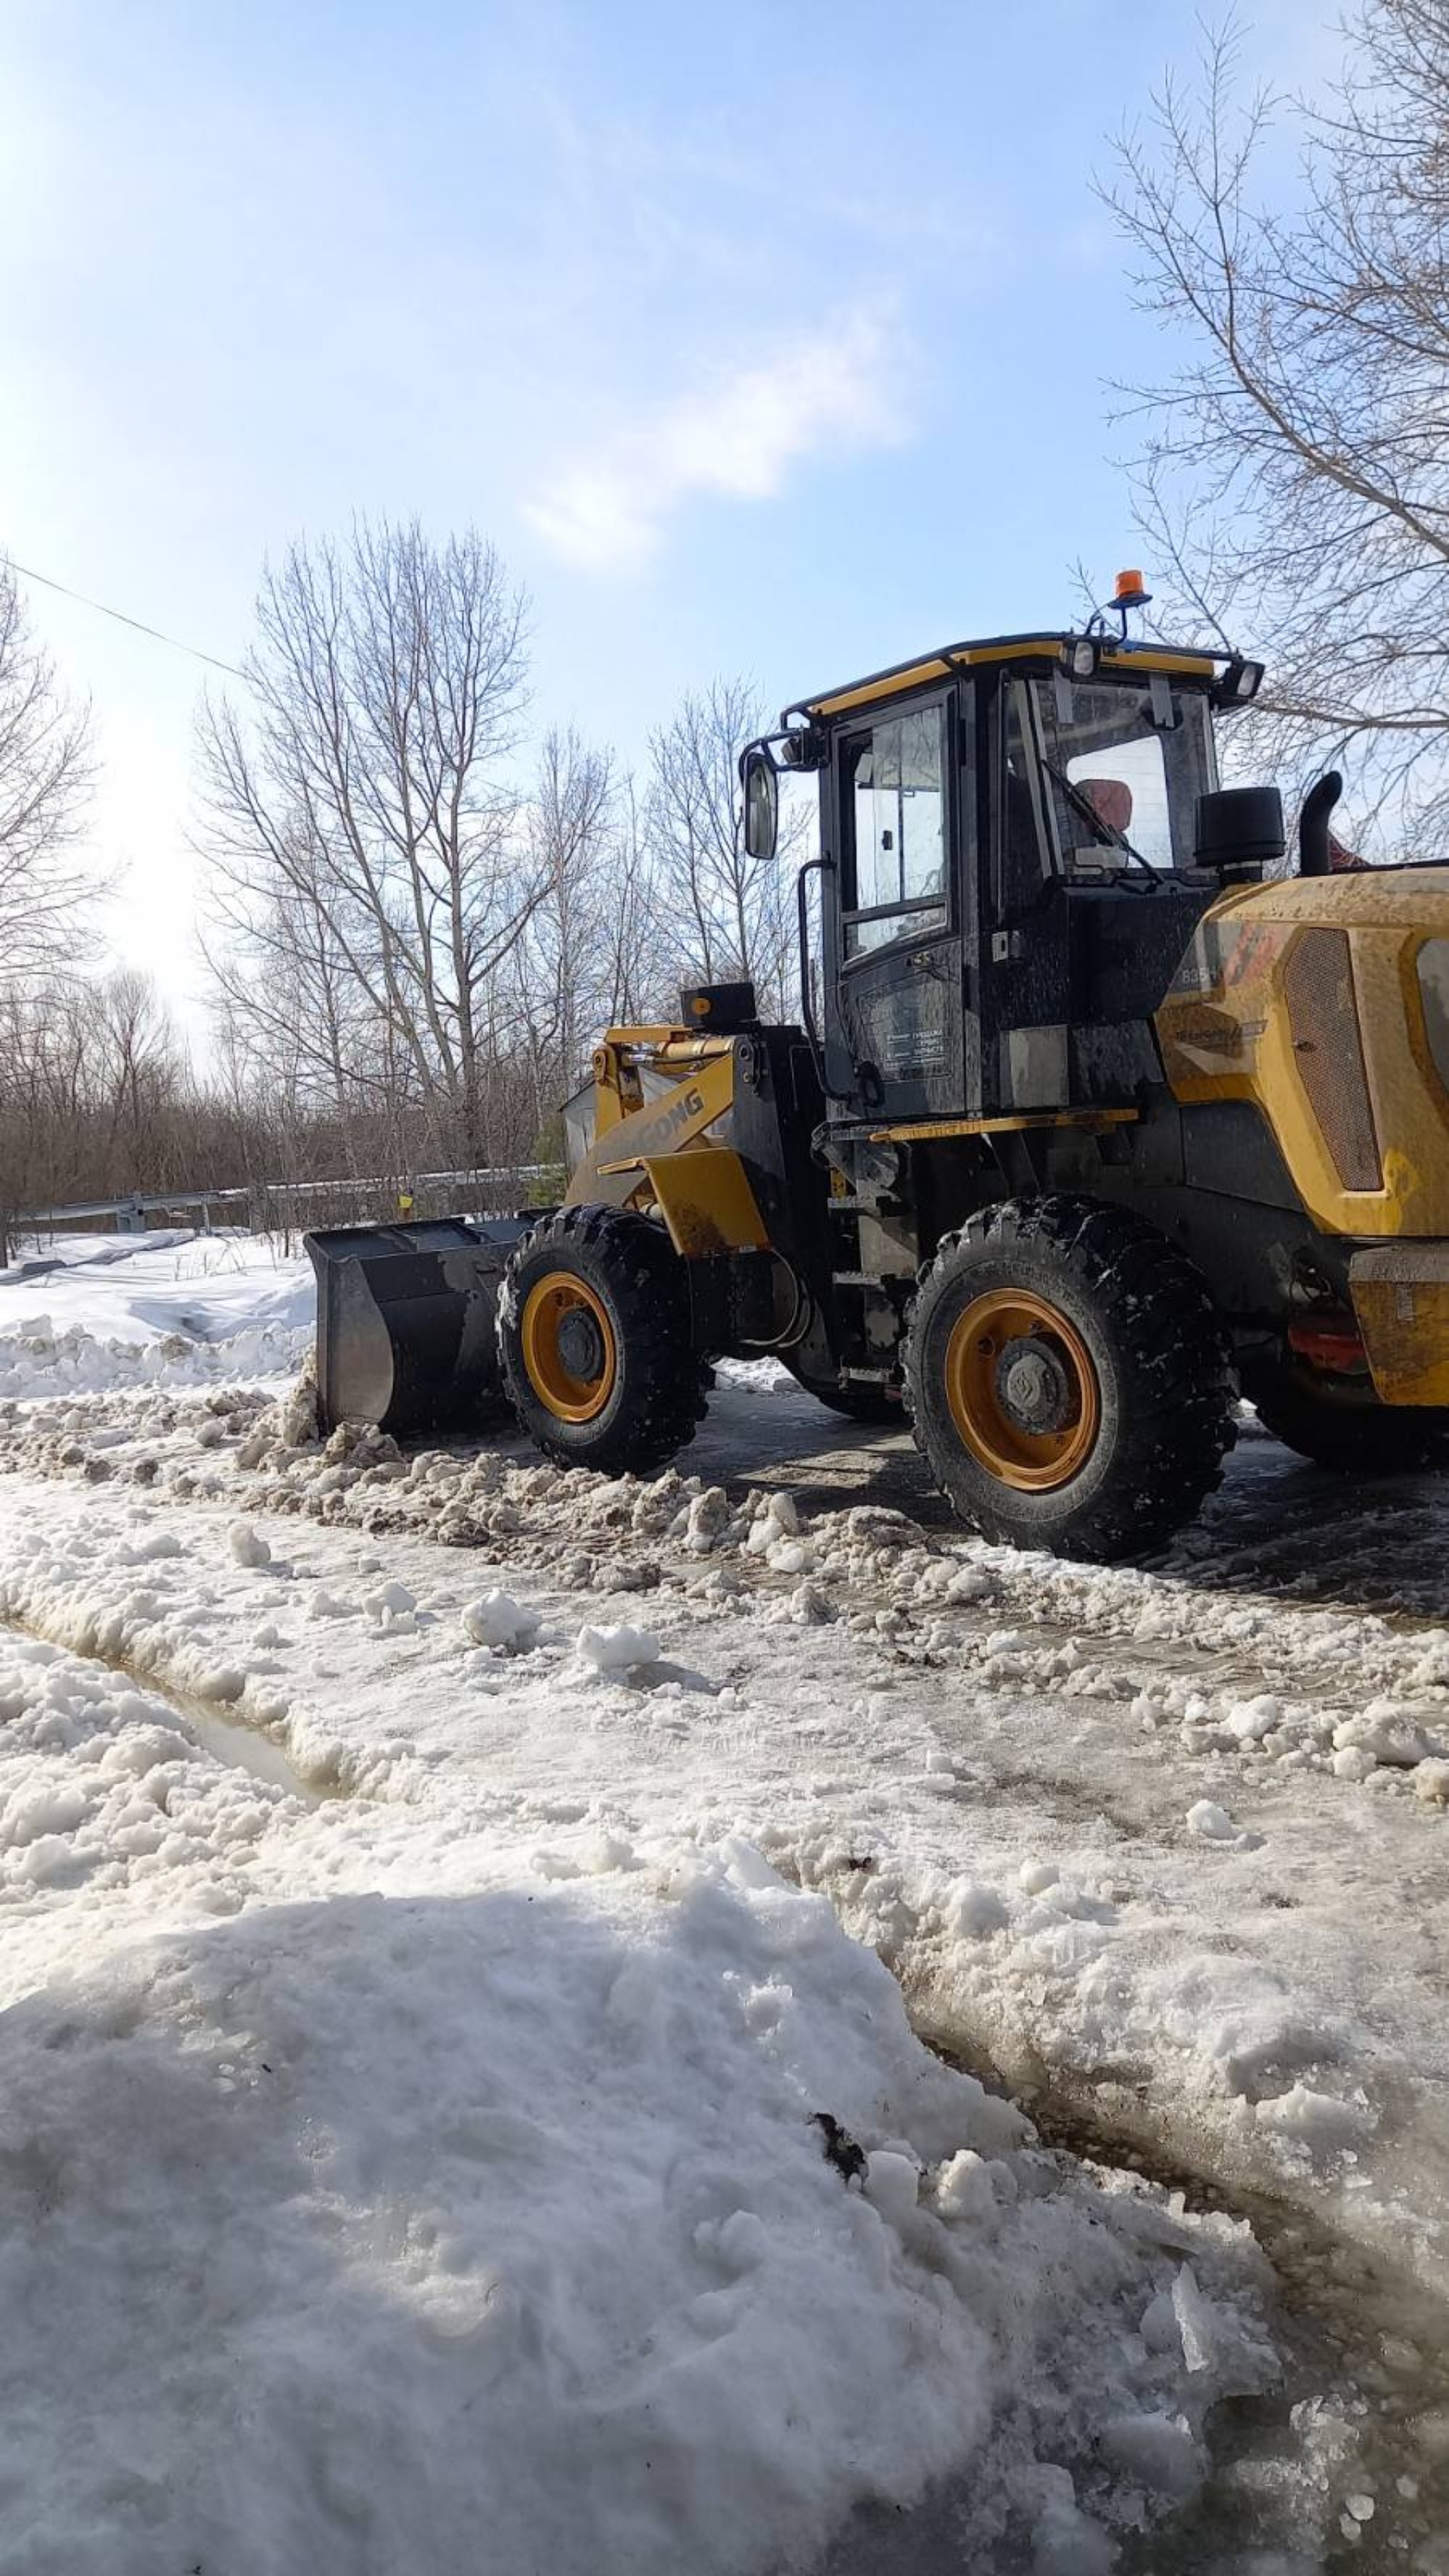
[600,775,672,1027]
[1105,5,1449,843]
[511,728,617,1125]
[198,519,544,1165]
[0,559,94,986]
[645,678,795,1014]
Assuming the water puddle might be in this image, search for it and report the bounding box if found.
[175,1693,333,1805]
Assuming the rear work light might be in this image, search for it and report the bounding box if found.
[1215,657,1265,705]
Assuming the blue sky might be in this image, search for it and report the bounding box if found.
[0,0,1334,1032]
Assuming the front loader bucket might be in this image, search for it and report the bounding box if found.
[306,1217,533,1439]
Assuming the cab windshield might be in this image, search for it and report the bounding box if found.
[1023,673,1218,879]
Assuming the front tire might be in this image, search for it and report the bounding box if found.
[904,1198,1235,1562]
[499,1205,710,1474]
[1243,1359,1449,1474]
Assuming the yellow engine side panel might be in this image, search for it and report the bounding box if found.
[1155,869,1449,1237]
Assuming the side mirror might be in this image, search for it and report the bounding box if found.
[741,746,779,862]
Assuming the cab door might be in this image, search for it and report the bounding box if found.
[821,683,978,1123]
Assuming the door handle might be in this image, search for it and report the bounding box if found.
[796,856,852,1101]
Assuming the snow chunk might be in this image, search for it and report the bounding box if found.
[308,1588,354,1622]
[863,2149,920,2224]
[1026,2473,1116,2575]
[1334,1701,1434,1768]
[1018,1859,1059,1895]
[577,1622,660,1673]
[683,1490,729,1556]
[463,1592,541,1653]
[1187,1799,1242,1844]
[195,1666,245,1706]
[1225,1693,1281,1743]
[367,1580,417,1630]
[1171,2264,1220,2374]
[945,1881,1010,1940]
[934,2150,995,2221]
[1255,2084,1376,2147]
[1140,2290,1180,2356]
[228,1520,271,1568]
[1100,2411,1202,2498]
[1332,1746,1377,1783]
[1414,1759,1449,1806]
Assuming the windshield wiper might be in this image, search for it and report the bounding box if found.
[1041,756,1158,883]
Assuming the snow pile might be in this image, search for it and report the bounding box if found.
[0,1631,1284,2576]
[0,1233,313,1399]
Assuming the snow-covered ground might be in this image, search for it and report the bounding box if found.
[2,1232,1447,2572]
[0,1228,312,1396]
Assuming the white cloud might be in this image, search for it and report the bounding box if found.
[523,306,913,571]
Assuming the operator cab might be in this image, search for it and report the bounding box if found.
[740,605,1274,1131]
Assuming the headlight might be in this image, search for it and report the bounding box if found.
[1417,939,1449,1091]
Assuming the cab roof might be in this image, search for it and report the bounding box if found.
[785,632,1224,726]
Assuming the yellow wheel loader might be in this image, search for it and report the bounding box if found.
[308,589,1449,1562]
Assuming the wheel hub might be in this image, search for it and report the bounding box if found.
[995,1335,1074,1435]
[519,1270,619,1423]
[555,1306,605,1380]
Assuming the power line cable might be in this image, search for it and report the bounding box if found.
[5,555,245,679]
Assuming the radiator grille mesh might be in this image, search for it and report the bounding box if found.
[1282,928,1382,1193]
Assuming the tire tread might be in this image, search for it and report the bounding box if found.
[500,1205,709,1474]
[903,1195,1235,1562]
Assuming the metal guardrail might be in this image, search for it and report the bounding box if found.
[0,1168,556,1261]
[11,1169,551,1230]
[11,1190,243,1233]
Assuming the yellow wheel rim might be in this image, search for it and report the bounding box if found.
[943,1288,1100,1492]
[521,1271,617,1423]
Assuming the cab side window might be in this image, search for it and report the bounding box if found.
[844,703,948,957]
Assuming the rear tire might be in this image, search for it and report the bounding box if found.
[1243,1359,1449,1474]
[499,1205,710,1474]
[904,1197,1235,1562]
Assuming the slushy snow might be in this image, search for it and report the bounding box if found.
[2,1228,1449,2565]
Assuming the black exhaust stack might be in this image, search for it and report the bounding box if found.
[1298,770,1343,878]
